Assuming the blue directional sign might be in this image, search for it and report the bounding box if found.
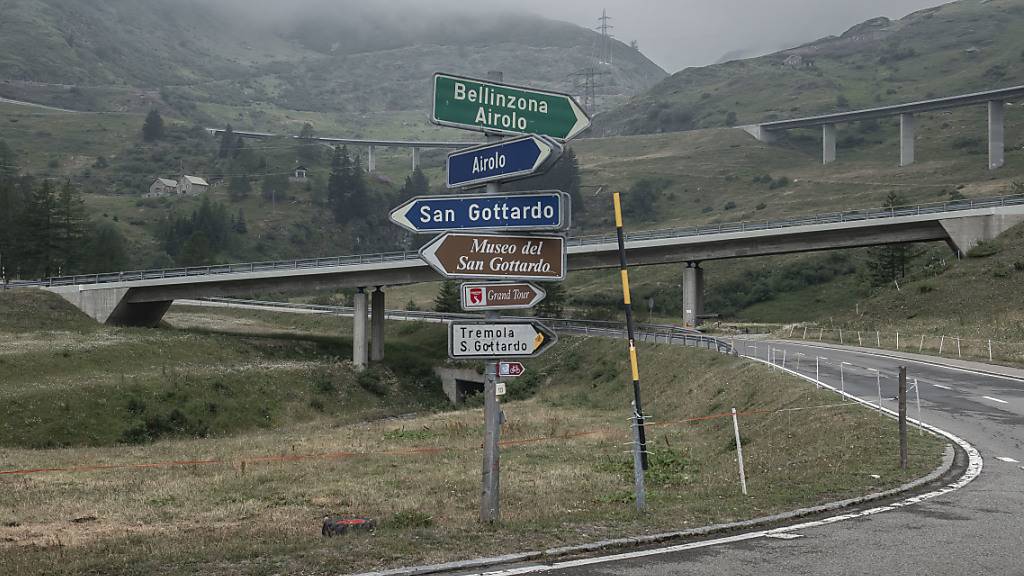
[389,191,568,233]
[446,135,562,189]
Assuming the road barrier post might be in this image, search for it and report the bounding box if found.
[956,337,961,358]
[899,367,908,469]
[989,339,993,362]
[876,331,881,348]
[913,378,922,437]
[839,328,843,344]
[731,408,748,495]
[939,336,945,355]
[919,334,925,353]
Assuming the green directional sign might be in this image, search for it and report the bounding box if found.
[432,73,591,141]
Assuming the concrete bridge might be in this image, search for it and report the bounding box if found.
[26,194,1024,366]
[205,128,478,172]
[743,85,1024,169]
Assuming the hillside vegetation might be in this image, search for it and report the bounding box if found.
[599,0,1024,135]
[0,0,665,124]
[0,292,943,575]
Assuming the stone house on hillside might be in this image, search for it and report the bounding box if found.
[145,178,178,198]
[177,175,209,196]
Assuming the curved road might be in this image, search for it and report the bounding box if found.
[456,339,1024,575]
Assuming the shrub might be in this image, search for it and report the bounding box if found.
[724,201,737,210]
[756,202,767,211]
[389,510,433,529]
[968,241,1000,258]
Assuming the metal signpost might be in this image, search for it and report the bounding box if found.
[389,70,586,524]
[461,282,546,311]
[390,191,568,233]
[418,232,566,281]
[446,135,563,189]
[432,73,592,140]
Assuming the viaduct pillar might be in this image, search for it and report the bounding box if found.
[899,113,916,167]
[989,100,1005,170]
[822,124,837,164]
[371,287,385,362]
[412,148,421,171]
[682,262,704,328]
[353,288,369,370]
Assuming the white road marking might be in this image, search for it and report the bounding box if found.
[765,532,804,540]
[933,384,953,390]
[449,360,984,576]
[764,341,1024,384]
[995,457,1019,463]
[982,396,1009,404]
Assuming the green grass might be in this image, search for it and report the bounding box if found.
[0,294,448,449]
[0,293,945,575]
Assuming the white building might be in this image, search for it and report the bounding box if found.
[145,178,178,198]
[177,175,209,196]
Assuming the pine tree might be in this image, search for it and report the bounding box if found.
[218,124,235,158]
[234,209,248,234]
[865,191,914,286]
[349,153,369,218]
[328,145,353,223]
[228,175,251,201]
[434,280,461,313]
[23,180,59,277]
[535,282,566,318]
[82,223,128,273]
[398,167,430,202]
[53,179,87,274]
[142,109,165,142]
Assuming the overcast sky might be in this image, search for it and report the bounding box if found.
[506,0,950,72]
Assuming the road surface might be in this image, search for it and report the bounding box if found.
[454,339,1024,575]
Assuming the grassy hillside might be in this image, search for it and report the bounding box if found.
[0,292,944,574]
[0,0,665,122]
[599,0,1024,135]
[819,221,1024,341]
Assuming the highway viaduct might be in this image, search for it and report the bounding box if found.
[205,128,477,172]
[743,84,1024,170]
[30,195,1024,369]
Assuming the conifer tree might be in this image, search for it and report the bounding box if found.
[53,179,87,273]
[434,280,461,313]
[218,124,235,158]
[23,180,58,277]
[142,109,165,142]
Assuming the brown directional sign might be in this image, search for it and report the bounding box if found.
[419,232,566,281]
[461,282,546,311]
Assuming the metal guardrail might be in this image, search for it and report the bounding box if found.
[195,297,736,355]
[14,193,1024,289]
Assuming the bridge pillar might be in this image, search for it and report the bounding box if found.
[899,113,915,167]
[368,145,376,173]
[412,148,421,171]
[822,124,836,164]
[682,262,704,328]
[353,288,369,370]
[371,287,385,362]
[989,100,1005,170]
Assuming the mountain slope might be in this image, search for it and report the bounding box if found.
[0,0,666,120]
[598,0,1024,135]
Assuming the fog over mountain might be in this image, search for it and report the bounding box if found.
[189,0,950,72]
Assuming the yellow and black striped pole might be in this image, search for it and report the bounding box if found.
[613,192,649,471]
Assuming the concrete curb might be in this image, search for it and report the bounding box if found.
[347,435,960,576]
